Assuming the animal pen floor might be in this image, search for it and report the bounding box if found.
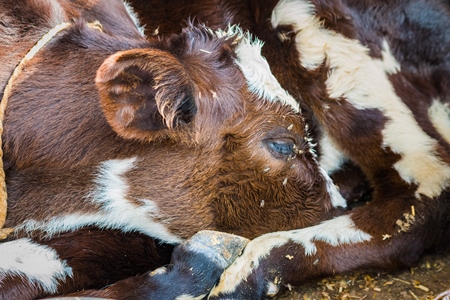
[277,251,450,300]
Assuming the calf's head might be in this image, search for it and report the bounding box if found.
[5,24,343,241]
[91,27,344,239]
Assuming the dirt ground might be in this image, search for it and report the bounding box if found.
[50,252,449,300]
[277,252,450,300]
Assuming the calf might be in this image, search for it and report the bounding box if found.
[126,0,450,298]
[0,0,343,298]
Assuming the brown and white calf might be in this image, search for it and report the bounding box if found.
[0,0,346,299]
[124,0,450,298]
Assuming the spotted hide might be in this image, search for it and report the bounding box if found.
[0,0,345,299]
[123,0,450,298]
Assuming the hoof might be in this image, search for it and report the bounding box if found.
[178,230,249,269]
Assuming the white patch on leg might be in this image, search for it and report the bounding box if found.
[271,0,450,198]
[123,1,145,36]
[0,238,73,294]
[429,98,450,145]
[16,158,182,244]
[209,215,370,296]
[233,32,300,113]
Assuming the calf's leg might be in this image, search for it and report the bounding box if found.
[0,228,173,299]
[68,230,249,299]
[208,192,450,299]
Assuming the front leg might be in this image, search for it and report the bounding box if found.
[209,214,371,299]
[69,230,249,299]
[209,194,449,299]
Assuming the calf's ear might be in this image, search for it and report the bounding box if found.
[95,48,197,141]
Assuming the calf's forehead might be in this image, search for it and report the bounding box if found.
[177,27,302,141]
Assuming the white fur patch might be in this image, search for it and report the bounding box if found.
[123,1,145,36]
[16,158,182,244]
[429,98,450,145]
[318,132,348,174]
[209,215,370,296]
[272,0,322,70]
[272,0,450,198]
[0,238,73,293]
[233,31,300,113]
[175,294,206,300]
[320,167,347,208]
[380,40,401,75]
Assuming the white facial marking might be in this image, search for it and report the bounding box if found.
[209,215,370,296]
[233,31,300,113]
[16,158,182,244]
[380,40,401,75]
[272,0,450,198]
[0,238,73,293]
[320,167,347,208]
[123,1,145,36]
[429,98,450,145]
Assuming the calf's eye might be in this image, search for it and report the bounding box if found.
[266,139,296,158]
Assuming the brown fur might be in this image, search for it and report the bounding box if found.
[0,0,338,298]
[123,0,450,298]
